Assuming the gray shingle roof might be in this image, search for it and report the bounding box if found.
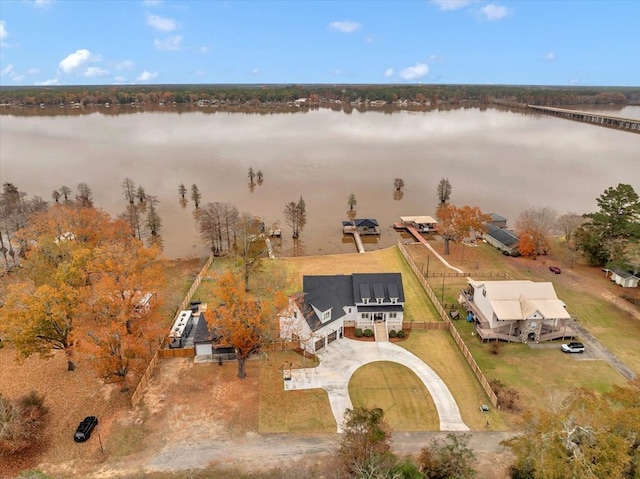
[341,218,379,228]
[300,273,404,332]
[486,224,519,248]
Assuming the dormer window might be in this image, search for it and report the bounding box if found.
[363,298,369,304]
[322,310,331,321]
[376,298,383,304]
[391,298,397,304]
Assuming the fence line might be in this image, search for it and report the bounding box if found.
[130,254,214,408]
[406,321,450,331]
[397,241,498,408]
[159,347,195,359]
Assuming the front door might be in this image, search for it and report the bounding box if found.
[374,312,384,323]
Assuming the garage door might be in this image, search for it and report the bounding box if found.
[195,343,213,356]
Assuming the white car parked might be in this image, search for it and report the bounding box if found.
[561,342,585,353]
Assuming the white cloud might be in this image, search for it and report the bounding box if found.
[59,49,93,74]
[115,60,135,70]
[114,75,127,82]
[479,4,510,20]
[154,35,183,51]
[194,70,206,77]
[143,0,162,5]
[197,46,209,54]
[147,14,177,32]
[543,52,556,61]
[0,64,14,76]
[83,66,109,78]
[137,70,158,81]
[249,68,260,75]
[384,68,394,78]
[399,63,429,81]
[428,54,445,62]
[431,0,475,11]
[329,21,362,33]
[0,20,8,47]
[11,75,24,82]
[26,67,40,75]
[36,78,60,86]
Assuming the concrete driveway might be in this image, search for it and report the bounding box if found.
[284,338,469,432]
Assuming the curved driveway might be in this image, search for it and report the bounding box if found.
[284,338,469,433]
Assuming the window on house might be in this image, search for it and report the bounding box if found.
[363,298,369,304]
[391,298,397,304]
[348,307,352,313]
[389,312,397,319]
[482,289,487,297]
[293,311,298,318]
[323,311,331,321]
[376,298,383,304]
[361,313,370,319]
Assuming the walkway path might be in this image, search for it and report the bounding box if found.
[405,225,464,273]
[284,338,469,432]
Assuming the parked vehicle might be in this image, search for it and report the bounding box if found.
[561,342,585,353]
[74,416,98,442]
[549,266,561,274]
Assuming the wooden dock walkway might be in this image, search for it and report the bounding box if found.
[404,225,464,273]
[343,226,365,253]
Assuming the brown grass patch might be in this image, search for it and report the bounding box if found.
[258,351,335,433]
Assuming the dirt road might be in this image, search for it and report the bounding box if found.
[87,430,515,477]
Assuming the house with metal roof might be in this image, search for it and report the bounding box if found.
[459,280,576,343]
[484,223,520,256]
[279,273,405,354]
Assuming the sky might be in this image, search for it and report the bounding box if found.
[0,0,639,87]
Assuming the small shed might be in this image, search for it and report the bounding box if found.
[607,268,640,288]
[193,314,213,356]
[484,224,520,256]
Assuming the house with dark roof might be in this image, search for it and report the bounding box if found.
[488,213,507,229]
[605,267,640,288]
[279,273,405,354]
[193,312,235,359]
[484,224,520,256]
[342,218,380,235]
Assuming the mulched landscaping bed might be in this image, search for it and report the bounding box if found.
[343,326,410,343]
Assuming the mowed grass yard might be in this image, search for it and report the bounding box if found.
[413,239,639,416]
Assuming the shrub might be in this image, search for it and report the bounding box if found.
[490,341,501,355]
[0,391,48,457]
[355,328,363,338]
[364,329,374,338]
[489,379,521,412]
[389,330,398,338]
[397,330,406,339]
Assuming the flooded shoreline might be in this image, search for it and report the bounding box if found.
[2,107,639,259]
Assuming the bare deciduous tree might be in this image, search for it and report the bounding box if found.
[515,207,558,258]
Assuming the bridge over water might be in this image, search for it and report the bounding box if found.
[528,105,640,134]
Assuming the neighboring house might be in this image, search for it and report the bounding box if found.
[484,224,520,256]
[342,218,380,235]
[488,213,507,229]
[606,268,640,288]
[193,311,236,359]
[459,279,575,343]
[280,273,405,354]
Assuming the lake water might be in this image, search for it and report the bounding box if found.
[1,106,639,259]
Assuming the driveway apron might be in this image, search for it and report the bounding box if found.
[284,338,469,432]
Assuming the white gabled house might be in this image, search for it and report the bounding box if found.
[459,279,575,343]
[279,273,405,354]
[605,268,640,288]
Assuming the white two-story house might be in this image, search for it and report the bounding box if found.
[279,273,405,354]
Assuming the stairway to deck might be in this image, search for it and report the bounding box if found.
[374,321,388,342]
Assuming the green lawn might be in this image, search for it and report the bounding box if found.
[399,330,508,430]
[349,361,439,431]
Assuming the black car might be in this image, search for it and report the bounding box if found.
[74,416,98,442]
[549,266,561,274]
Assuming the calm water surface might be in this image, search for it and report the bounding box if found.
[1,107,639,259]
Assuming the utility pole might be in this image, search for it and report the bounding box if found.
[441,272,446,302]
